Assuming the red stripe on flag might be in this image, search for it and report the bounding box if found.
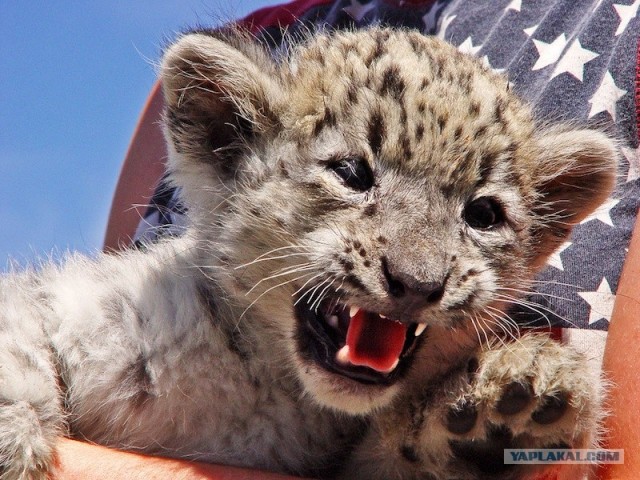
[240,0,335,32]
[384,0,437,6]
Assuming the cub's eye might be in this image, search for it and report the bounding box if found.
[327,157,374,192]
[464,197,505,229]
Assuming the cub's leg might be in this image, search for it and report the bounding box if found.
[345,333,602,480]
[0,300,64,480]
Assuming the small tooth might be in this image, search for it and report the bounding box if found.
[328,315,339,328]
[414,323,428,337]
[336,345,351,365]
[349,306,360,318]
[379,314,387,319]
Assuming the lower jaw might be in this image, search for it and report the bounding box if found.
[296,360,402,415]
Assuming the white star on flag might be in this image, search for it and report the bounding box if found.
[547,241,572,271]
[551,38,599,81]
[578,278,616,325]
[614,0,640,36]
[580,197,620,227]
[507,0,522,12]
[532,34,568,71]
[458,37,482,56]
[588,71,627,120]
[480,55,505,74]
[436,13,457,39]
[343,0,376,22]
[523,25,539,37]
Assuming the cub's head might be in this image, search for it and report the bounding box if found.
[160,27,617,414]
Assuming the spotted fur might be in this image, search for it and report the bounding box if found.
[0,27,617,479]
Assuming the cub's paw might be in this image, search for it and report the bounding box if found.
[433,333,602,479]
[342,334,603,480]
[0,400,61,480]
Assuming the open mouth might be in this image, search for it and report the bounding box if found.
[294,297,427,385]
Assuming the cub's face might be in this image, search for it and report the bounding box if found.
[161,28,617,413]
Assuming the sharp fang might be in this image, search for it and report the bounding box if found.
[349,306,360,318]
[414,323,428,337]
[379,314,387,319]
[336,345,351,365]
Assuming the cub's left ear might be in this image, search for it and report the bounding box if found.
[531,126,619,263]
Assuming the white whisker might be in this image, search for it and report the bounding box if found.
[469,313,486,349]
[246,263,316,296]
[310,276,339,312]
[293,272,328,304]
[497,286,573,303]
[234,246,311,270]
[240,272,316,320]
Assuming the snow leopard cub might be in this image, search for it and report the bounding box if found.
[0,27,618,480]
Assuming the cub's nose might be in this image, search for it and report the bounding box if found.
[381,256,446,312]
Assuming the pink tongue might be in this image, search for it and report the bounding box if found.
[345,310,408,372]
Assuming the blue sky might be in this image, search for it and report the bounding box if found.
[1,1,276,268]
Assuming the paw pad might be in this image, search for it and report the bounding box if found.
[446,400,477,434]
[531,392,569,425]
[450,425,515,475]
[400,445,420,463]
[496,381,533,415]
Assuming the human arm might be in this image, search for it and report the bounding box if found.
[52,437,305,480]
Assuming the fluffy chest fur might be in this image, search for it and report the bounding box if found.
[21,237,359,474]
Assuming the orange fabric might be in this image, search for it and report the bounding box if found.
[103,83,166,251]
[598,216,640,479]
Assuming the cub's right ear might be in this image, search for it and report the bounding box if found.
[160,29,282,178]
[529,126,619,267]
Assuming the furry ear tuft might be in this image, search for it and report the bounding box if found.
[160,29,282,176]
[530,126,619,263]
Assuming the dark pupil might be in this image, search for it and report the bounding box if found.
[330,158,374,191]
[465,197,503,229]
